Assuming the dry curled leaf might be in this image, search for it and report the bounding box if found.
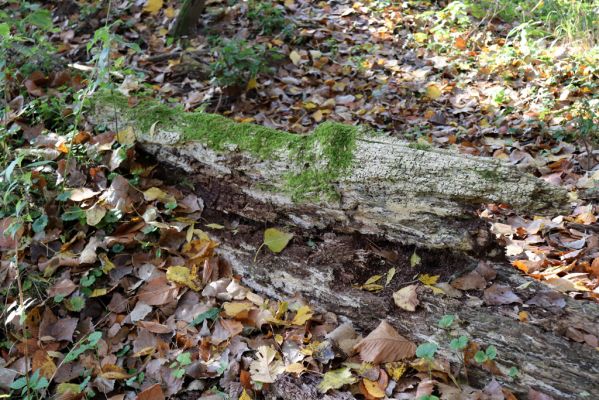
[354,320,416,364]
[393,284,419,312]
[483,284,522,305]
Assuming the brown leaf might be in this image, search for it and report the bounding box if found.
[0,217,23,250]
[528,388,555,400]
[483,284,522,305]
[451,270,486,290]
[47,279,77,297]
[138,276,178,306]
[39,308,78,342]
[354,321,416,364]
[475,261,496,281]
[392,284,419,312]
[136,383,165,400]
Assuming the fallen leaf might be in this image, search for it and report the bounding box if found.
[354,320,416,364]
[528,388,555,400]
[362,378,385,398]
[289,50,302,65]
[136,383,165,400]
[483,284,522,305]
[318,367,357,393]
[451,271,487,290]
[393,284,419,312]
[263,228,293,253]
[291,305,313,325]
[426,84,442,100]
[249,346,285,383]
[143,0,163,14]
[166,265,200,291]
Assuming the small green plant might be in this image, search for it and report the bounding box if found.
[247,1,291,36]
[9,369,49,400]
[474,345,497,364]
[210,38,280,87]
[170,352,193,378]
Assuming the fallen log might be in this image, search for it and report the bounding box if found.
[90,95,597,398]
[92,93,567,252]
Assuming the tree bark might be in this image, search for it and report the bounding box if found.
[170,0,206,38]
[92,95,567,252]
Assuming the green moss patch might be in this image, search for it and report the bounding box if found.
[94,92,360,202]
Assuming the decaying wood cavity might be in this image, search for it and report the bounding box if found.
[92,93,568,252]
[91,95,597,399]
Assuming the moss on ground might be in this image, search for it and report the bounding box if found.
[94,92,359,201]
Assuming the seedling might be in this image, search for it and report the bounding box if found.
[170,352,192,378]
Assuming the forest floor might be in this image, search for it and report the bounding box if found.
[0,0,597,399]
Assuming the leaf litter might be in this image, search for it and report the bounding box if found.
[1,0,597,398]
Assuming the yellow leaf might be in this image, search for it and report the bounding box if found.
[518,310,529,322]
[275,334,284,345]
[166,265,200,291]
[165,6,175,18]
[410,251,421,267]
[116,126,135,145]
[143,0,163,14]
[246,78,258,91]
[284,0,295,8]
[205,223,225,229]
[363,378,385,398]
[143,187,175,203]
[292,305,313,325]
[223,302,253,317]
[285,362,307,374]
[426,84,442,100]
[240,389,252,400]
[318,367,357,393]
[56,383,82,395]
[384,362,407,381]
[364,274,383,285]
[263,228,293,253]
[90,288,107,297]
[99,253,115,274]
[414,32,428,43]
[386,267,396,286]
[289,50,302,65]
[418,274,439,286]
[312,109,323,122]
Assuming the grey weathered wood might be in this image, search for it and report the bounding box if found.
[92,97,567,252]
[216,237,599,400]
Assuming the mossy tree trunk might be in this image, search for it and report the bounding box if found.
[170,0,206,38]
[93,93,567,252]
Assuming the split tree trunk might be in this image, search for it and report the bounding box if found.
[91,97,599,399]
[170,0,206,38]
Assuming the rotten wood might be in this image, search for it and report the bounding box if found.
[92,97,568,252]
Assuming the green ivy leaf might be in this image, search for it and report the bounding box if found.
[508,367,519,378]
[485,345,497,360]
[450,335,468,351]
[176,352,192,366]
[438,314,455,329]
[32,214,48,233]
[190,307,220,326]
[474,350,487,363]
[416,342,438,360]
